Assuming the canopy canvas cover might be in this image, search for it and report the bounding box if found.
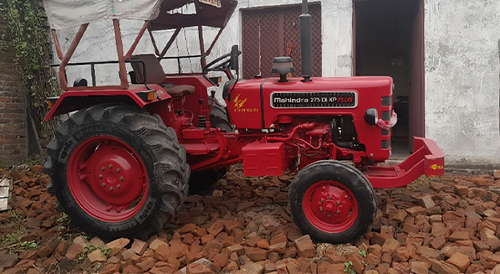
[44,0,164,29]
[150,0,235,30]
[45,0,237,90]
[44,0,235,30]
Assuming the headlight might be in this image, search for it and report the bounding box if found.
[364,108,378,125]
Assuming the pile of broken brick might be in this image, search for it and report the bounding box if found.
[1,165,500,273]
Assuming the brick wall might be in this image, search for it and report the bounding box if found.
[0,46,28,166]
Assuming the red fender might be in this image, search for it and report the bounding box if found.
[45,84,172,121]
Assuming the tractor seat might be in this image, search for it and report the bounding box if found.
[131,54,194,97]
[161,84,195,97]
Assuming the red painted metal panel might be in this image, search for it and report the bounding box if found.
[227,76,394,162]
[44,84,171,120]
[242,142,287,176]
[365,137,444,188]
[182,129,205,139]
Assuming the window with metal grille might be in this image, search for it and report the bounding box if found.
[241,4,322,79]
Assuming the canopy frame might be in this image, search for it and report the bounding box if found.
[49,0,237,91]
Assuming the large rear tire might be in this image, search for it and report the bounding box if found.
[44,104,189,240]
[210,98,233,133]
[288,160,376,244]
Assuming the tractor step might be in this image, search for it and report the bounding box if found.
[183,143,220,155]
[364,137,444,188]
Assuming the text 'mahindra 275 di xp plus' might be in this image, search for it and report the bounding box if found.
[43,0,444,243]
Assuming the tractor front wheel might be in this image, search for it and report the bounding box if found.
[288,160,376,244]
[44,104,189,240]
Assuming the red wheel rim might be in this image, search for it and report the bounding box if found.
[302,180,358,233]
[68,136,149,222]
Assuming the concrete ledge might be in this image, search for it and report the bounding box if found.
[0,177,12,212]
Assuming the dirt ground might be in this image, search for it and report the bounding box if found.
[1,165,500,274]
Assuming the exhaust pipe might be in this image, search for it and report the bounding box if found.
[300,0,312,82]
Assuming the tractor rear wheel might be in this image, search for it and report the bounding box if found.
[210,98,233,132]
[288,160,376,244]
[44,104,189,240]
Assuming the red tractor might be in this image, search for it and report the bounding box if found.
[43,0,444,244]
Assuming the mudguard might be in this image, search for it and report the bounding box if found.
[44,84,171,121]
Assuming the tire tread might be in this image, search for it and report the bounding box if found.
[45,103,190,240]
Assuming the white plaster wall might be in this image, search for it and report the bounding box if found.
[53,0,353,85]
[424,0,500,165]
[53,0,500,165]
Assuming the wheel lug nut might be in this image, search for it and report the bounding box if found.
[117,184,121,189]
[108,164,113,169]
[320,207,323,212]
[99,174,103,179]
[102,183,106,187]
[109,187,113,191]
[116,168,120,173]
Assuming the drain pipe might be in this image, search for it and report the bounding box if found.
[300,0,312,82]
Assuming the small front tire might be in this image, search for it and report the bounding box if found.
[288,160,376,244]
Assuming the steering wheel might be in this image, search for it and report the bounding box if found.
[203,46,241,79]
[203,52,232,74]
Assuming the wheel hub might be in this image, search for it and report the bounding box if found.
[85,143,144,207]
[310,185,353,223]
[302,180,358,233]
[68,136,149,222]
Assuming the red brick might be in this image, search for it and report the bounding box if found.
[65,244,83,260]
[136,257,156,272]
[445,252,470,273]
[294,235,316,258]
[212,253,228,268]
[155,244,171,260]
[429,236,446,249]
[473,240,490,252]
[122,265,143,273]
[381,238,400,254]
[243,247,268,261]
[270,233,288,245]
